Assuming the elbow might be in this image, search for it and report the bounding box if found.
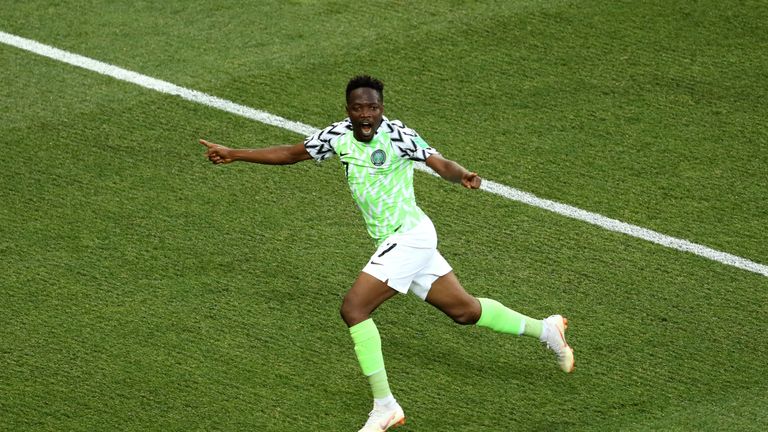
[274,147,306,165]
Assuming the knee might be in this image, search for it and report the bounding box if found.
[340,296,369,327]
[451,310,480,326]
[449,298,482,326]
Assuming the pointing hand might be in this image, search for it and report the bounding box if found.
[200,139,233,165]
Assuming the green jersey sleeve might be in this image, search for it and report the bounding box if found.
[383,120,439,161]
[303,119,353,161]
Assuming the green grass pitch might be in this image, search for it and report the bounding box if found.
[1,1,767,430]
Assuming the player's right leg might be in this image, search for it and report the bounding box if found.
[341,273,405,431]
[346,219,447,430]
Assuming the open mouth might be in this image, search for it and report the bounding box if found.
[360,122,373,136]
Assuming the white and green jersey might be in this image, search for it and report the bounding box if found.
[304,117,438,245]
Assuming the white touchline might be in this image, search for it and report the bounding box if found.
[2,30,766,278]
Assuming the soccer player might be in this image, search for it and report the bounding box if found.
[200,75,574,432]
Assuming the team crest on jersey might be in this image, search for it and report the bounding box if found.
[371,149,387,166]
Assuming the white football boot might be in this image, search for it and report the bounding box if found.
[542,315,575,373]
[358,402,406,432]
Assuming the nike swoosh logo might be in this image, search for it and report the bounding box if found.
[369,261,383,265]
[557,328,567,345]
[339,152,350,157]
[380,412,397,429]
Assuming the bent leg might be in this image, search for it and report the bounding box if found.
[425,271,574,372]
[476,298,543,338]
[426,271,542,338]
[425,271,482,324]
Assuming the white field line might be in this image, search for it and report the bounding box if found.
[2,30,766,278]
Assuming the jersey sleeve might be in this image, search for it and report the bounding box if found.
[303,119,352,161]
[387,120,439,162]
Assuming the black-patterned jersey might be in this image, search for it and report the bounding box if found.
[304,117,438,244]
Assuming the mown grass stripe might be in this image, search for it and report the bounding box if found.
[0,30,316,137]
[2,29,766,278]
[478,180,768,277]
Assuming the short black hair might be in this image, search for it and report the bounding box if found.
[346,75,384,104]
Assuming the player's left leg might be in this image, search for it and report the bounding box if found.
[424,271,541,335]
[425,271,574,372]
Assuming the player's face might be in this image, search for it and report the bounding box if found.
[346,87,384,142]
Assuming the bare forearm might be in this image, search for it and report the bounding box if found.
[434,159,469,183]
[231,144,309,165]
[426,154,482,189]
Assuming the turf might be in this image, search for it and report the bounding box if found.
[1,1,767,430]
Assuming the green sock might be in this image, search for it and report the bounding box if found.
[349,318,391,399]
[476,298,543,338]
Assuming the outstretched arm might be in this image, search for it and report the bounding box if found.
[425,154,482,189]
[199,139,313,165]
